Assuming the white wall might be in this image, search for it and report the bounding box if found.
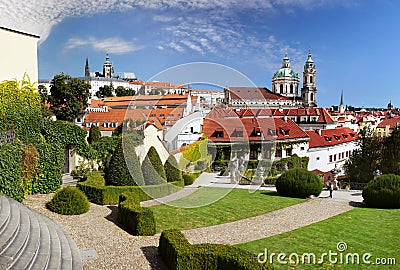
[135,124,170,164]
[0,27,39,83]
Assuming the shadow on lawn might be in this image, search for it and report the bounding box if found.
[260,191,280,196]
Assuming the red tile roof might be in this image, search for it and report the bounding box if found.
[306,127,359,148]
[376,117,400,129]
[228,87,290,101]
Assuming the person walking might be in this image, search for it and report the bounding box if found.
[329,181,334,198]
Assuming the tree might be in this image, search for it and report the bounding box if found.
[164,155,183,182]
[87,124,101,144]
[141,146,166,185]
[381,127,400,175]
[48,73,91,122]
[115,86,135,96]
[95,83,114,99]
[344,127,382,183]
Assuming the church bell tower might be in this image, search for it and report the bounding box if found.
[301,51,318,107]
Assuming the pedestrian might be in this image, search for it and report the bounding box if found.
[329,181,334,198]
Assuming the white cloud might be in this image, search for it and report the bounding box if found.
[65,36,144,54]
[0,0,353,43]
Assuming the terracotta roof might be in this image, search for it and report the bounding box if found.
[228,87,290,101]
[376,117,400,129]
[306,127,359,148]
[203,113,309,143]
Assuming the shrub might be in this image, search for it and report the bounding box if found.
[182,172,201,186]
[164,155,183,182]
[117,192,156,236]
[362,174,400,208]
[0,142,24,202]
[276,168,323,198]
[47,186,90,215]
[87,124,101,144]
[159,229,272,270]
[141,147,166,185]
[77,171,183,205]
[105,139,144,186]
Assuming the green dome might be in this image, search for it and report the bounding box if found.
[273,68,298,78]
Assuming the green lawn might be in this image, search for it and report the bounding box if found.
[236,207,400,269]
[150,187,306,233]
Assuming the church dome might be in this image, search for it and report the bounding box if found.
[272,54,299,79]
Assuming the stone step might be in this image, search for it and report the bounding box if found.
[9,207,41,270]
[0,196,11,233]
[0,195,83,270]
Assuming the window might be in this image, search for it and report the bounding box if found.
[316,157,320,161]
[286,148,292,157]
[151,114,156,117]
[235,131,243,137]
[215,131,224,138]
[310,76,313,83]
[111,122,118,128]
[334,154,337,161]
[254,127,262,136]
[310,93,314,101]
[290,84,293,94]
[275,149,282,158]
[280,84,283,93]
[300,146,305,151]
[329,155,333,162]
[104,122,109,128]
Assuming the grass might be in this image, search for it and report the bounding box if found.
[236,207,400,269]
[150,187,306,233]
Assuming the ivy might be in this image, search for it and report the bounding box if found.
[0,141,24,202]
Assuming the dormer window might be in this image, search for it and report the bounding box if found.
[104,122,110,128]
[324,136,332,142]
[254,127,262,136]
[233,128,243,137]
[111,122,118,128]
[280,127,290,136]
[333,135,341,141]
[268,128,277,136]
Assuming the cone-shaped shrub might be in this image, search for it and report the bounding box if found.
[105,138,144,186]
[141,147,166,185]
[362,174,400,208]
[164,155,183,182]
[276,168,322,198]
[47,186,90,215]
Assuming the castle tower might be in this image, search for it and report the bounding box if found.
[301,51,317,107]
[103,53,114,78]
[271,53,300,98]
[84,57,90,77]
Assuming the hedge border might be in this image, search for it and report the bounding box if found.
[117,192,156,235]
[159,230,272,270]
[77,171,184,205]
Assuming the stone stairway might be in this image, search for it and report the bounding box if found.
[0,194,83,270]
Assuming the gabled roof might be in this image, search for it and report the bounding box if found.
[376,117,400,129]
[306,127,359,148]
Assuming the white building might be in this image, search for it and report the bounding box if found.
[304,127,359,176]
[0,26,39,83]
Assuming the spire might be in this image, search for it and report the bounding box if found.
[84,56,90,77]
[340,90,344,106]
[306,50,314,63]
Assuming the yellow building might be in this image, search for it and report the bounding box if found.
[376,117,400,137]
[0,26,39,83]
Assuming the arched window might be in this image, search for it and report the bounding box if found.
[310,93,314,101]
[310,76,313,83]
[290,84,293,94]
[280,84,283,93]
[304,77,307,84]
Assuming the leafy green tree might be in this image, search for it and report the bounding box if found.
[164,155,183,182]
[95,83,114,98]
[381,127,400,175]
[48,73,91,122]
[88,124,101,144]
[344,127,382,183]
[115,86,135,96]
[141,146,166,185]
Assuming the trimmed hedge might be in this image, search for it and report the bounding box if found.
[164,155,183,182]
[141,146,166,185]
[362,174,400,208]
[159,229,272,270]
[182,172,201,186]
[0,142,24,202]
[77,171,184,205]
[105,139,144,186]
[276,168,322,198]
[117,192,156,235]
[47,186,90,215]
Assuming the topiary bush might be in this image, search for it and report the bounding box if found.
[164,155,183,182]
[141,147,166,185]
[182,172,201,186]
[362,174,400,209]
[276,168,323,198]
[105,138,144,186]
[87,124,101,144]
[47,186,90,215]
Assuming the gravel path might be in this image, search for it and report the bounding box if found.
[182,198,354,245]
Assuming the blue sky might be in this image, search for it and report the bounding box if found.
[1,0,399,108]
